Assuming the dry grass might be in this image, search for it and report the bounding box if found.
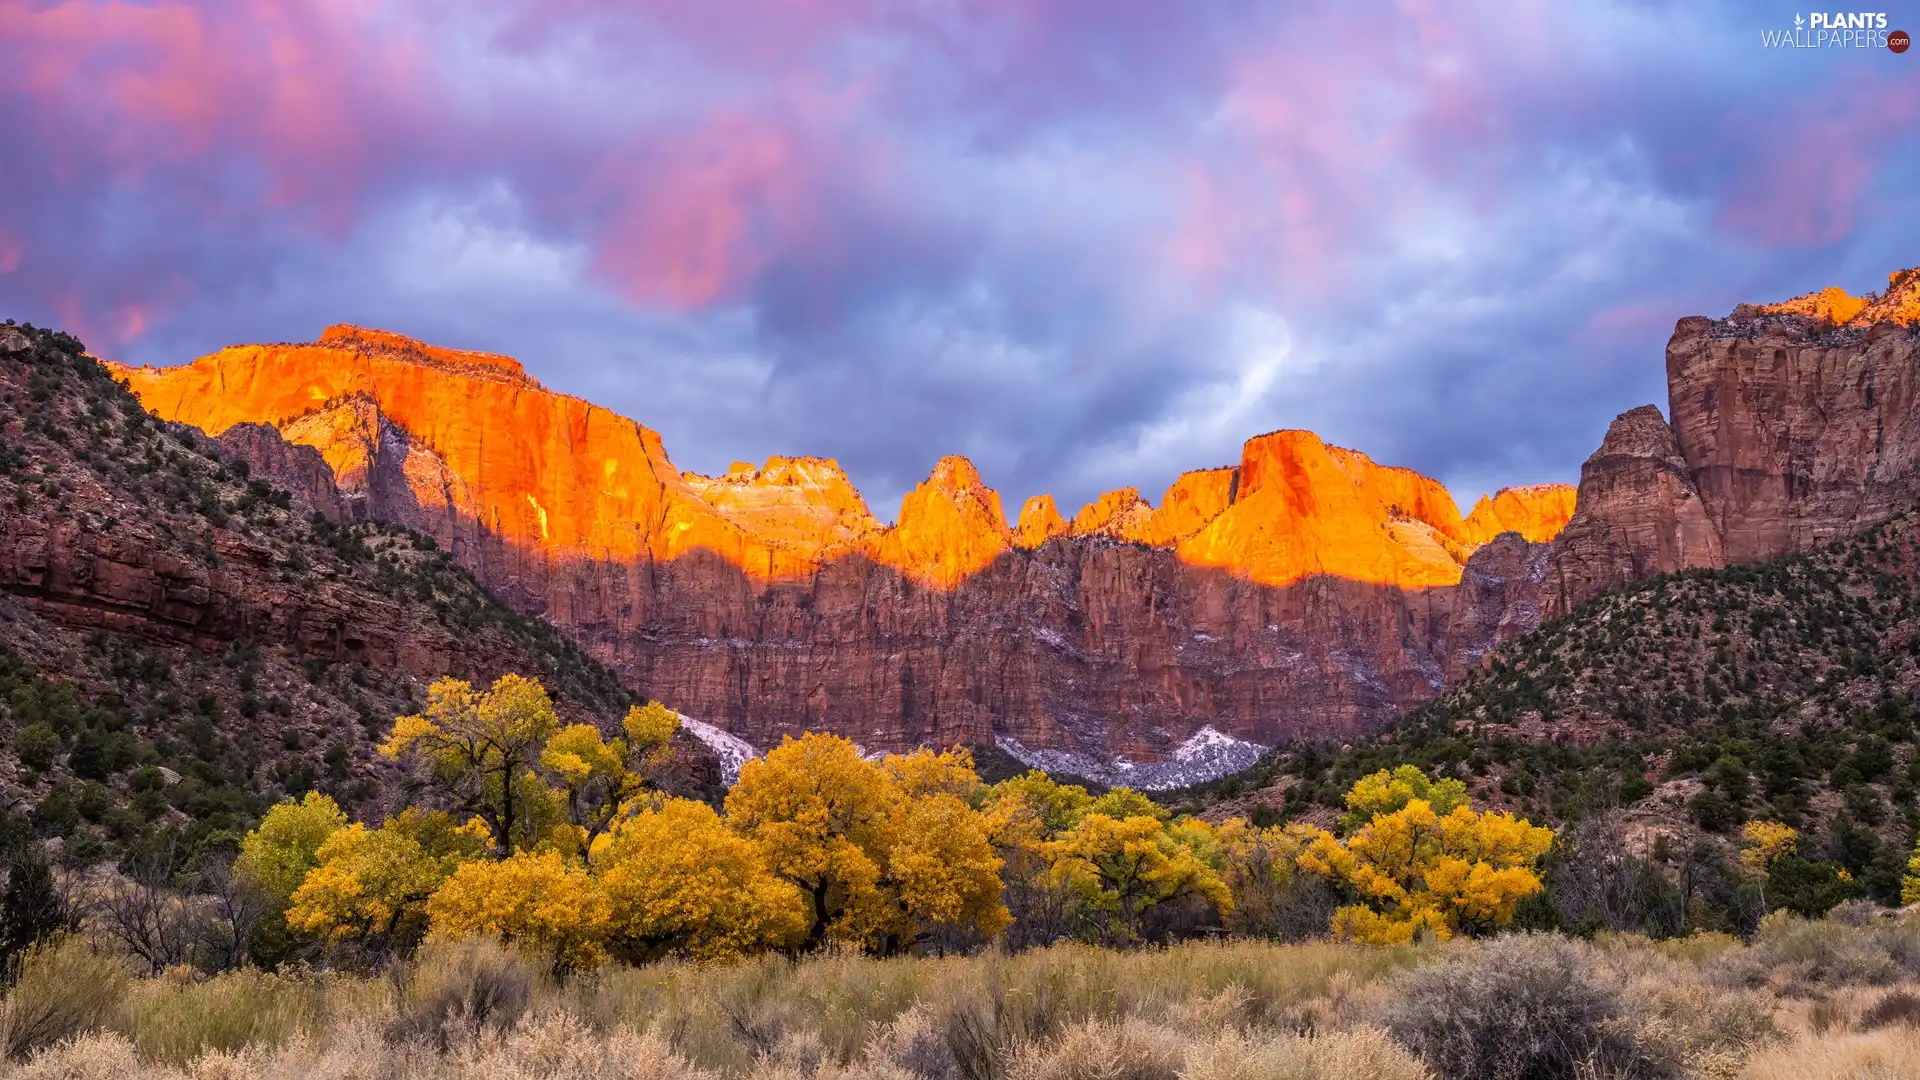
[1739,1026,1920,1080]
[0,937,134,1060]
[6,915,1920,1079]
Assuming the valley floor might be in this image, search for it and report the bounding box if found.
[8,914,1920,1080]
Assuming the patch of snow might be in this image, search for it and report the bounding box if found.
[676,714,758,784]
[1029,626,1069,649]
[995,726,1268,791]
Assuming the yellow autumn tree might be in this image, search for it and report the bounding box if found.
[1086,787,1170,821]
[541,701,680,859]
[286,809,490,950]
[724,734,1007,952]
[985,771,1095,837]
[1741,819,1799,912]
[236,791,347,909]
[381,675,561,855]
[878,764,1011,948]
[426,850,611,971]
[1905,836,1920,906]
[1044,812,1232,944]
[980,771,1093,946]
[592,797,808,960]
[1213,818,1316,938]
[1296,768,1553,944]
[1340,765,1469,830]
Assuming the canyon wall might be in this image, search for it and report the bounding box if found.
[1544,270,1920,614]
[113,326,1573,781]
[114,265,1919,781]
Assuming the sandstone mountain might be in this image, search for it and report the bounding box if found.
[112,325,1574,785]
[105,266,1920,786]
[0,325,714,860]
[1543,268,1920,615]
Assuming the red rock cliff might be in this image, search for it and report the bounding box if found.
[1543,268,1920,614]
[115,326,1578,776]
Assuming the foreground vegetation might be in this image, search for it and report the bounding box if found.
[9,912,1920,1078]
[1179,507,1920,934]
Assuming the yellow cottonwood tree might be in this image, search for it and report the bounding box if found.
[1905,836,1920,906]
[880,782,1011,947]
[1340,765,1469,830]
[1741,820,1799,912]
[286,809,489,949]
[725,734,1007,952]
[382,675,560,855]
[236,791,347,909]
[980,771,1092,946]
[426,850,611,971]
[1296,769,1553,944]
[984,771,1094,837]
[1044,812,1231,944]
[592,798,808,960]
[1212,818,1315,938]
[541,702,680,859]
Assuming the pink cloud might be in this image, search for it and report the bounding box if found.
[587,116,806,306]
[1715,70,1920,247]
[0,0,433,227]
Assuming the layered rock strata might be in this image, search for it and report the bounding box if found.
[111,325,1576,772]
[1544,269,1920,614]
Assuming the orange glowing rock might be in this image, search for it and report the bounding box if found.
[1751,272,1920,328]
[1012,494,1069,550]
[682,456,884,561]
[1463,484,1579,545]
[113,326,1574,596]
[1756,286,1871,325]
[870,456,1012,587]
[1181,431,1476,589]
[110,325,751,569]
[1143,467,1237,546]
[1069,487,1156,543]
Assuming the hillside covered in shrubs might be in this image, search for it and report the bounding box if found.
[0,323,702,876]
[1182,510,1920,933]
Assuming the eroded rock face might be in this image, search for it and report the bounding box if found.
[1542,268,1920,613]
[1013,495,1069,550]
[1542,405,1725,614]
[117,327,1579,771]
[1464,485,1580,546]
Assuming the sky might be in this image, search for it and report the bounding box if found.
[3,1,1918,519]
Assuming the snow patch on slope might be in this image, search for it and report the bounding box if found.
[676,714,759,784]
[995,726,1268,791]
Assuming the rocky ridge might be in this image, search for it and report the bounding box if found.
[104,264,1920,783]
[0,325,717,857]
[111,325,1577,779]
[1543,268,1920,615]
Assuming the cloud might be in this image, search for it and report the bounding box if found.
[3,0,1918,519]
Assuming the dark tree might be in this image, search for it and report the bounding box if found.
[1,840,69,970]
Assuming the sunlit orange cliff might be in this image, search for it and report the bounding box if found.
[98,267,1920,781]
[111,323,1578,778]
[113,325,1572,593]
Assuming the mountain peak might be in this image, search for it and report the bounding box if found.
[1735,267,1920,330]
[318,325,537,385]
